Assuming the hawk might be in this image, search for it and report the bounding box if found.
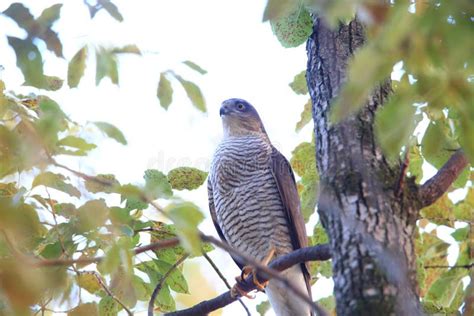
[208,98,312,316]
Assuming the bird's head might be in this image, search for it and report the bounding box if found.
[219,98,267,138]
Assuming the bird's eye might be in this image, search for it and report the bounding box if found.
[237,103,245,110]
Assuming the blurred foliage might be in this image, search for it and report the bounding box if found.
[267,0,473,314]
[0,1,211,314]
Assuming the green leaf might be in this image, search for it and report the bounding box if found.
[96,49,118,85]
[182,60,207,75]
[270,6,313,48]
[451,227,469,242]
[68,303,99,316]
[36,4,63,57]
[459,113,474,164]
[167,167,207,191]
[125,197,148,211]
[111,44,141,55]
[155,283,176,312]
[295,99,312,132]
[408,144,423,182]
[312,221,329,245]
[157,73,173,110]
[40,241,62,259]
[425,268,468,308]
[175,75,206,112]
[262,0,298,22]
[32,172,81,198]
[4,3,63,57]
[77,274,101,294]
[154,260,189,294]
[117,184,148,211]
[76,199,110,232]
[37,4,62,26]
[256,300,270,316]
[85,174,120,194]
[101,0,124,22]
[167,202,204,255]
[43,75,63,91]
[57,135,96,153]
[420,194,455,227]
[291,141,319,221]
[98,244,121,275]
[317,296,336,313]
[93,121,127,145]
[7,37,46,88]
[3,4,35,32]
[299,175,318,222]
[144,169,173,199]
[98,296,119,316]
[452,166,470,189]
[453,188,474,222]
[132,275,152,301]
[110,269,137,307]
[68,46,88,88]
[290,142,317,178]
[375,97,417,160]
[422,121,459,169]
[0,201,44,251]
[289,70,308,95]
[35,96,69,149]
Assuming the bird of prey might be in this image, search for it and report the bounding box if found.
[208,98,312,316]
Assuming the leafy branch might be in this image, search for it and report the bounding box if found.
[203,252,251,316]
[148,254,189,316]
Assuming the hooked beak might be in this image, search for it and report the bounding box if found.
[220,102,230,116]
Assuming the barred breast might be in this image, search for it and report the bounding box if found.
[209,135,293,262]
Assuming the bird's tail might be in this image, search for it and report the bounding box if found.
[266,264,312,316]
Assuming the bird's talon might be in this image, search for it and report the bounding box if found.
[231,281,255,299]
[239,265,269,292]
[240,265,252,280]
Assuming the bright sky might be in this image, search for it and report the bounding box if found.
[0,1,467,315]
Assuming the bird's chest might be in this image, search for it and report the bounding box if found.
[210,136,272,192]
[209,137,292,259]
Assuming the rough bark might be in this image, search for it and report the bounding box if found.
[307,17,422,315]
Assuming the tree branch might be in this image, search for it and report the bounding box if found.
[85,270,133,316]
[148,254,189,316]
[420,149,469,208]
[165,237,331,316]
[203,252,251,316]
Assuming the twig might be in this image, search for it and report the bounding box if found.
[148,254,189,316]
[32,237,180,267]
[395,150,409,197]
[51,158,115,185]
[424,263,474,269]
[203,252,251,316]
[51,158,169,219]
[82,271,133,316]
[165,235,331,316]
[420,149,469,207]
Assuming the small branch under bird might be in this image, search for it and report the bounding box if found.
[208,98,313,316]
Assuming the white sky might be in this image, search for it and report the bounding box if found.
[0,1,467,315]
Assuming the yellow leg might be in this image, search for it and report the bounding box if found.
[232,246,276,297]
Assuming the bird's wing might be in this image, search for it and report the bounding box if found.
[270,146,313,299]
[207,178,245,270]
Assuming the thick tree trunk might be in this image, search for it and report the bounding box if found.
[306,17,422,315]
